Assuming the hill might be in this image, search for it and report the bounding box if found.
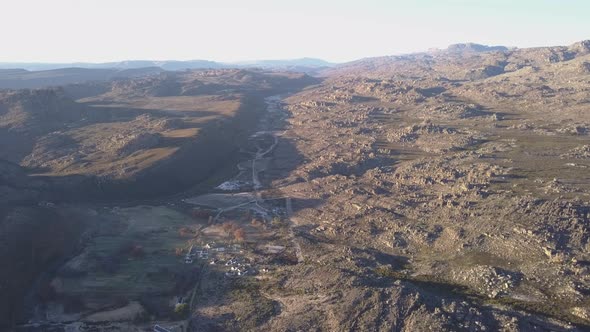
[0,67,165,89]
[0,68,318,329]
[5,40,590,331]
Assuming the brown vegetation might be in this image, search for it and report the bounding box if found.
[233,228,246,242]
[221,221,247,242]
[178,227,196,238]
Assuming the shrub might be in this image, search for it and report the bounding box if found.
[173,303,189,319]
[251,219,263,227]
[271,217,283,227]
[222,222,237,233]
[233,228,246,242]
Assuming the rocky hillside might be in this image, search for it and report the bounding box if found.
[242,40,590,330]
[0,69,317,201]
[328,40,590,81]
[4,40,590,330]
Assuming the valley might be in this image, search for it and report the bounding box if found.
[2,41,590,331]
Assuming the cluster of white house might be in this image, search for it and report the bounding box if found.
[223,257,252,278]
[184,243,243,264]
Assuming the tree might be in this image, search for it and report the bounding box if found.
[251,218,263,228]
[271,216,283,227]
[222,222,237,233]
[174,303,189,318]
[233,228,246,242]
[222,222,240,240]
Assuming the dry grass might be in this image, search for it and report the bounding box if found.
[162,128,199,138]
[28,94,244,178]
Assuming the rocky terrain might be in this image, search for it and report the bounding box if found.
[249,40,590,331]
[3,40,590,331]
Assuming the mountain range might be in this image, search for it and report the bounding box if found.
[0,57,334,72]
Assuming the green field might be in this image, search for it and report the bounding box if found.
[56,206,199,303]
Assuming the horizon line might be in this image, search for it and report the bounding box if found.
[0,39,588,67]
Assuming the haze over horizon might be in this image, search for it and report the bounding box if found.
[1,0,589,64]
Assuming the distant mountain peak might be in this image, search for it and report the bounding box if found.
[569,40,590,54]
[445,43,509,53]
[0,58,335,72]
[232,58,335,68]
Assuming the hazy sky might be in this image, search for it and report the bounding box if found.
[2,0,589,63]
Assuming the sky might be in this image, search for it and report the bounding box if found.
[1,0,589,63]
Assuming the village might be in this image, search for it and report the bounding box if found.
[184,242,251,278]
[178,199,292,278]
[147,190,296,331]
[153,101,297,331]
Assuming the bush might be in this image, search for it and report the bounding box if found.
[271,217,283,227]
[374,265,406,279]
[222,222,237,233]
[174,303,189,319]
[251,219,263,227]
[233,228,246,242]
